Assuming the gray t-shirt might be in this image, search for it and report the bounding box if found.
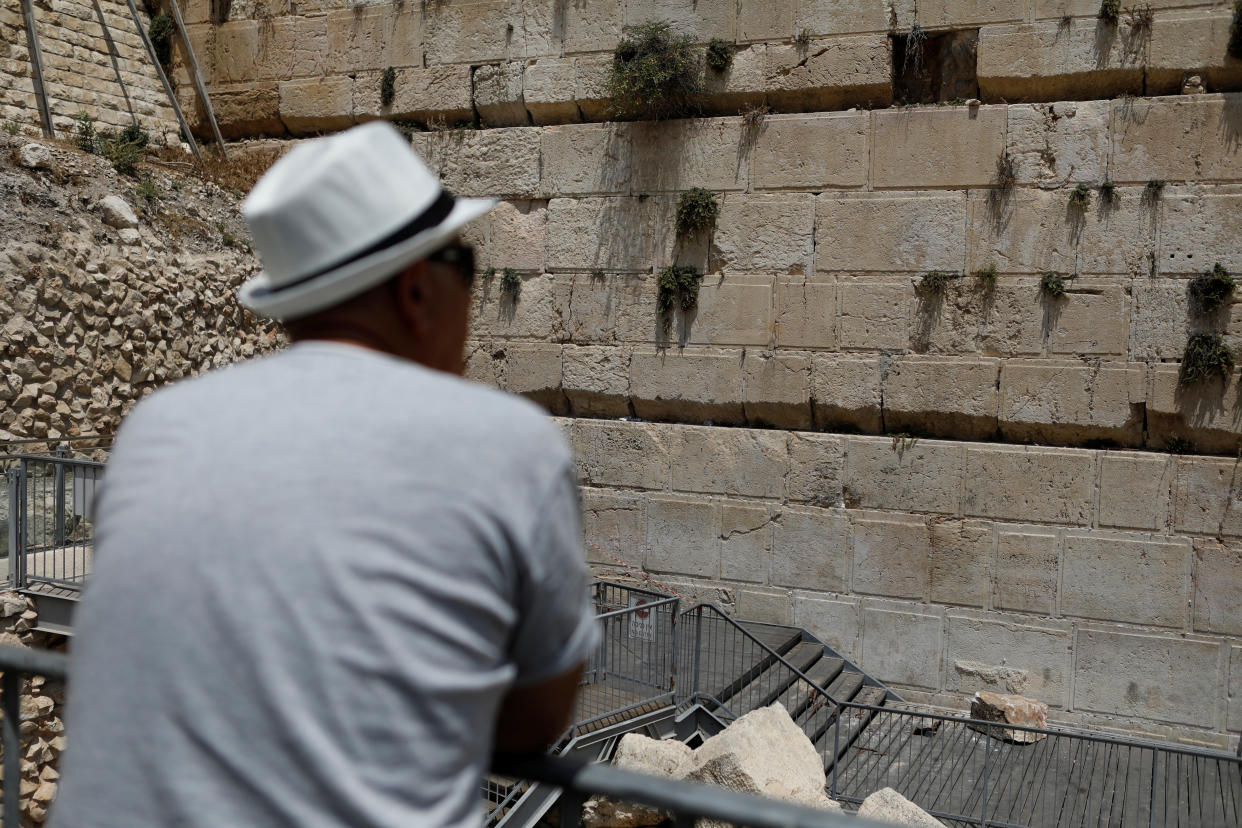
[52,342,599,828]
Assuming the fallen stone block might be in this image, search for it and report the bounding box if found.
[98,195,139,230]
[858,787,945,826]
[968,690,1048,744]
[582,733,693,828]
[18,143,53,170]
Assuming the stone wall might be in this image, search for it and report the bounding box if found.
[562,417,1242,748]
[176,0,1242,135]
[1,0,182,140]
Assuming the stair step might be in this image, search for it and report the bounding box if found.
[691,622,802,707]
[721,642,824,718]
[816,685,889,767]
[773,655,845,720]
[798,670,864,742]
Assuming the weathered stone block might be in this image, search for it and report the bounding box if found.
[793,595,861,661]
[816,194,965,273]
[561,0,623,53]
[1111,95,1242,184]
[978,23,1143,101]
[497,342,565,413]
[473,62,528,127]
[582,489,645,568]
[852,513,930,600]
[1147,364,1242,456]
[795,0,889,35]
[999,360,1144,445]
[199,82,284,137]
[945,613,1070,705]
[721,500,775,583]
[668,424,787,498]
[1005,100,1107,188]
[843,436,962,515]
[423,0,515,65]
[771,506,851,592]
[686,275,774,347]
[569,420,669,490]
[628,118,748,193]
[1230,646,1242,733]
[872,106,1007,188]
[861,606,943,691]
[623,0,735,40]
[885,357,1000,439]
[976,281,1047,357]
[774,277,835,349]
[709,194,814,275]
[918,0,1026,26]
[1061,532,1191,628]
[523,58,580,125]
[324,5,421,75]
[810,354,883,432]
[1147,15,1242,93]
[736,0,793,40]
[763,35,891,110]
[750,113,869,190]
[418,127,541,199]
[539,123,630,196]
[993,527,1058,615]
[545,197,670,272]
[1173,456,1238,535]
[784,432,844,507]
[630,347,745,424]
[572,54,613,120]
[929,520,993,608]
[836,279,909,349]
[963,446,1095,525]
[1193,539,1242,635]
[1159,192,1242,275]
[471,273,568,341]
[741,351,811,428]
[562,345,631,417]
[1098,452,1174,530]
[735,588,791,624]
[357,65,473,122]
[278,76,354,134]
[1074,629,1221,727]
[1128,281,1192,362]
[644,495,720,577]
[566,273,658,344]
[1048,286,1129,356]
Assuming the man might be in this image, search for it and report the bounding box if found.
[52,122,599,827]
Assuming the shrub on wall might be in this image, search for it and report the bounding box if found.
[380,67,396,108]
[657,264,701,331]
[607,21,701,120]
[705,38,734,73]
[1230,0,1242,59]
[1180,333,1235,385]
[675,188,719,237]
[1190,263,1235,313]
[148,11,175,70]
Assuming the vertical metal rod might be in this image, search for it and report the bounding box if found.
[20,0,54,137]
[6,471,17,589]
[832,707,840,797]
[691,607,702,699]
[14,464,27,591]
[981,723,991,828]
[3,669,21,828]
[166,0,226,156]
[53,458,65,548]
[120,0,202,160]
[1149,748,1158,828]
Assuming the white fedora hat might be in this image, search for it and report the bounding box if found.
[238,121,496,320]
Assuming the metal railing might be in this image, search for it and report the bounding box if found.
[5,453,103,591]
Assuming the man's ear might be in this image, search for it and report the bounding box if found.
[394,260,430,337]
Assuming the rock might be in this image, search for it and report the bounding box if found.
[118,227,142,246]
[32,779,57,804]
[582,734,693,828]
[0,592,29,618]
[858,788,944,827]
[1181,73,1205,94]
[98,195,139,229]
[968,691,1048,744]
[18,143,53,170]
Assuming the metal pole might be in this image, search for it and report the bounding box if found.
[6,471,17,589]
[120,0,202,160]
[1148,747,1158,828]
[20,0,54,137]
[3,669,21,828]
[166,0,227,157]
[13,464,26,591]
[53,458,66,549]
[832,708,840,797]
[691,606,702,699]
[981,724,990,828]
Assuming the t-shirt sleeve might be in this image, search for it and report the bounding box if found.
[509,463,601,688]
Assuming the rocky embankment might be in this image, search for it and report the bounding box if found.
[0,133,283,446]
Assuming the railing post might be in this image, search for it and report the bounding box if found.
[831,707,840,797]
[3,668,21,828]
[668,599,678,699]
[981,723,990,828]
[53,450,67,548]
[6,469,18,589]
[1148,747,1158,828]
[691,606,702,700]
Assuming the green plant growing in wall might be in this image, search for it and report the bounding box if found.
[148,11,175,70]
[705,38,734,73]
[1100,180,1116,203]
[607,21,701,120]
[918,271,958,294]
[1068,183,1091,211]
[4,121,20,137]
[675,187,719,237]
[136,178,160,202]
[1142,178,1165,207]
[1125,3,1153,33]
[74,111,98,154]
[1230,0,1242,59]
[1190,263,1236,313]
[380,67,396,108]
[1179,332,1234,385]
[1099,0,1120,23]
[656,264,701,331]
[500,268,521,300]
[1165,436,1196,454]
[1040,271,1070,298]
[119,123,150,148]
[975,262,998,289]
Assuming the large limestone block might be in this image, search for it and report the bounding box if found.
[851,513,931,600]
[816,194,965,272]
[998,360,1144,445]
[471,272,569,341]
[843,436,962,515]
[775,277,835,349]
[1192,539,1242,636]
[324,5,421,74]
[524,58,580,124]
[687,704,838,812]
[969,690,1049,743]
[1097,452,1174,531]
[623,0,735,40]
[417,127,541,199]
[1146,14,1242,93]
[582,734,694,828]
[540,122,631,196]
[357,65,472,122]
[1159,192,1242,275]
[763,35,892,110]
[473,62,528,127]
[562,345,631,417]
[1061,532,1192,628]
[750,113,869,190]
[737,0,794,41]
[720,500,776,582]
[1074,628,1220,728]
[858,787,944,826]
[992,529,1059,615]
[978,23,1143,101]
[569,419,670,490]
[810,354,883,431]
[1128,281,1193,362]
[784,432,845,507]
[872,106,1006,188]
[945,613,1070,703]
[258,17,330,81]
[1005,100,1108,188]
[928,520,992,607]
[742,350,812,428]
[561,0,623,53]
[565,273,659,344]
[770,506,851,591]
[667,424,788,498]
[489,200,546,272]
[573,54,616,121]
[884,357,1000,439]
[1048,284,1129,355]
[627,118,748,193]
[687,275,774,347]
[278,76,354,134]
[206,82,284,137]
[1111,95,1242,184]
[644,495,721,577]
[793,595,861,661]
[582,488,645,568]
[423,0,515,64]
[710,194,814,275]
[496,342,565,413]
[1146,364,1242,455]
[796,0,890,35]
[861,606,943,691]
[629,347,745,424]
[836,279,909,349]
[1172,456,1239,536]
[963,445,1094,524]
[700,44,769,112]
[545,197,672,272]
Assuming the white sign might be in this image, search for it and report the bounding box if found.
[627,596,655,642]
